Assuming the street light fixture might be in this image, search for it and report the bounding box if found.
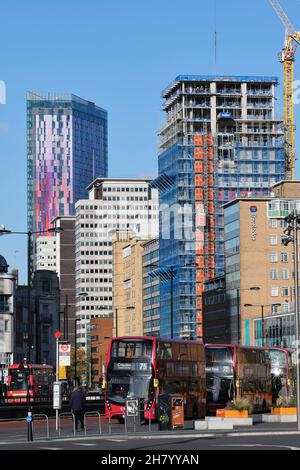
[244,303,281,347]
[74,292,88,386]
[149,262,201,340]
[114,306,135,337]
[281,210,300,432]
[236,287,261,345]
[149,264,176,339]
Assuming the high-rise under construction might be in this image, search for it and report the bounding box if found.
[154,75,285,340]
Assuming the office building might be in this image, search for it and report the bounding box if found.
[0,256,17,377]
[33,270,60,366]
[90,316,113,388]
[142,238,160,337]
[112,232,145,337]
[155,75,285,339]
[54,216,77,346]
[75,178,158,349]
[224,181,299,346]
[36,236,57,271]
[203,276,228,344]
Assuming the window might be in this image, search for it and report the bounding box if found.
[270,236,277,246]
[4,320,9,332]
[270,252,278,263]
[270,219,277,228]
[271,304,280,314]
[281,252,289,263]
[271,286,279,297]
[282,286,289,297]
[270,269,278,280]
[282,269,289,280]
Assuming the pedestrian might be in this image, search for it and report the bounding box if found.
[69,386,85,431]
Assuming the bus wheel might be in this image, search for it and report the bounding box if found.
[262,400,267,414]
[192,405,198,420]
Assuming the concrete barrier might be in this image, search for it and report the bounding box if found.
[205,416,253,427]
[207,420,234,430]
[194,421,208,431]
[262,414,297,423]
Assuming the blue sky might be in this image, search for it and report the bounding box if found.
[1,0,300,282]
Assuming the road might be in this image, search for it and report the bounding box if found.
[1,430,300,451]
[0,419,300,451]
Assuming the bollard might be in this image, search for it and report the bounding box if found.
[26,411,33,442]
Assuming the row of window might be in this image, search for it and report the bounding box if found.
[80,269,112,274]
[79,206,155,213]
[102,187,148,193]
[79,215,155,225]
[80,251,112,256]
[80,303,112,310]
[102,196,149,202]
[77,228,142,237]
[270,286,290,297]
[80,279,112,286]
[79,260,112,265]
[79,241,112,247]
[270,269,290,280]
[270,252,290,263]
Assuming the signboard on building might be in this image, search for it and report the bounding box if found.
[59,343,71,366]
[250,206,258,241]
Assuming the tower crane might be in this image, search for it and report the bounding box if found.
[269,0,300,180]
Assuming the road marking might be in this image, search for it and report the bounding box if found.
[37,447,63,451]
[108,439,127,442]
[75,443,97,447]
[216,444,300,451]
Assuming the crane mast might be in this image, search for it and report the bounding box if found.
[269,0,300,180]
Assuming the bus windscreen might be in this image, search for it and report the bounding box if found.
[107,339,154,405]
[9,370,29,391]
[205,347,234,407]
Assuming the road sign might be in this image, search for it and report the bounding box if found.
[126,399,139,417]
[53,382,62,410]
[59,343,71,366]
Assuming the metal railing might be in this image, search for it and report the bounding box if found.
[32,414,50,439]
[84,411,102,435]
[58,412,76,436]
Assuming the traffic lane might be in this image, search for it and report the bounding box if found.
[1,433,300,450]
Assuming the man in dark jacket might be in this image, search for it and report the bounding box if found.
[69,387,85,431]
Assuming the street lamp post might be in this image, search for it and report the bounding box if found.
[74,318,80,387]
[114,306,135,337]
[236,287,260,345]
[149,264,176,339]
[72,292,88,386]
[245,303,281,347]
[282,210,300,432]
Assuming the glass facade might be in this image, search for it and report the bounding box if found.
[142,239,160,336]
[157,76,285,340]
[254,314,295,349]
[27,92,108,235]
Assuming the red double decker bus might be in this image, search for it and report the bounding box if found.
[104,336,206,421]
[205,344,272,415]
[7,363,54,402]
